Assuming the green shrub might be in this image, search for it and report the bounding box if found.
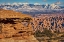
[34,28,53,37]
[42,28,53,37]
[34,30,43,37]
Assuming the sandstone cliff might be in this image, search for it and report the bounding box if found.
[0,9,33,39]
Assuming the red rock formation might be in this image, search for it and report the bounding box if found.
[32,14,64,32]
[0,9,33,39]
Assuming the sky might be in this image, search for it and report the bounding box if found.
[0,0,64,5]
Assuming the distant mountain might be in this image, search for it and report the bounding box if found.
[0,3,64,14]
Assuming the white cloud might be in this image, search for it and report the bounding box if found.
[18,2,22,5]
[34,3,41,5]
[7,3,11,5]
[12,2,18,5]
[22,2,29,5]
[55,1,61,5]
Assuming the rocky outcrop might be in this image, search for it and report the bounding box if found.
[0,9,33,39]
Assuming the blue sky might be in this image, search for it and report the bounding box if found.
[0,0,64,5]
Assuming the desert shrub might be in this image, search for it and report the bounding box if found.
[42,28,53,37]
[54,30,60,34]
[34,30,43,37]
[34,28,53,37]
[61,34,64,37]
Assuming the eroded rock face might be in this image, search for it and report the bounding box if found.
[0,9,33,39]
[32,14,64,32]
[0,35,39,42]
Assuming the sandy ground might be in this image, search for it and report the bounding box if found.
[0,35,39,42]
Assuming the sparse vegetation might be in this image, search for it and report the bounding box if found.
[43,28,53,38]
[54,30,60,34]
[34,30,43,37]
[34,28,53,38]
[61,34,64,37]
[34,28,64,42]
